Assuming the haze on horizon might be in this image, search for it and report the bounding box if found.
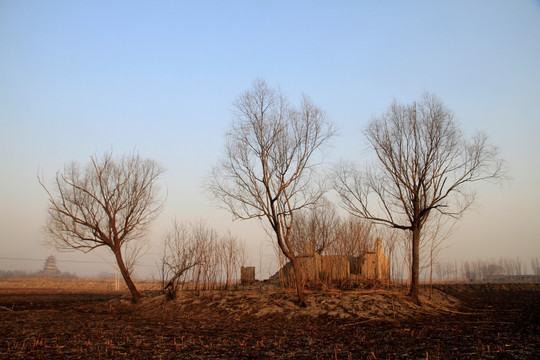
[1,1,539,279]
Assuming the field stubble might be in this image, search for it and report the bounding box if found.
[0,278,538,359]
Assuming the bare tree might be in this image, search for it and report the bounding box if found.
[462,260,473,281]
[190,222,218,293]
[290,197,340,256]
[161,221,204,299]
[208,80,335,306]
[161,220,249,298]
[380,226,401,283]
[532,257,540,276]
[329,216,374,258]
[421,214,454,299]
[335,93,504,304]
[39,152,164,303]
[220,232,246,289]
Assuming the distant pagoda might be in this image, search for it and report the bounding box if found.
[39,255,61,277]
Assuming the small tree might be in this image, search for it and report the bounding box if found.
[208,80,335,306]
[335,93,504,304]
[39,152,164,303]
[532,257,540,276]
[289,198,340,256]
[220,232,247,289]
[421,214,454,299]
[161,221,248,297]
[379,227,401,284]
[161,221,204,299]
[329,215,374,261]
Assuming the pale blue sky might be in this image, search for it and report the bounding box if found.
[1,1,539,277]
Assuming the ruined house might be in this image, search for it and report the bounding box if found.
[272,238,390,284]
[296,252,350,283]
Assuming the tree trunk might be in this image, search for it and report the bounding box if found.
[429,243,434,300]
[113,248,141,303]
[290,257,307,307]
[408,226,421,305]
[275,225,308,307]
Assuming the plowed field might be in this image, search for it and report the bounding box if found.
[1,282,538,359]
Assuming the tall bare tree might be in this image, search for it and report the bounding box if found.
[335,93,504,304]
[39,152,164,303]
[208,80,335,306]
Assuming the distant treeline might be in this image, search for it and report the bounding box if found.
[0,270,77,279]
[431,257,540,282]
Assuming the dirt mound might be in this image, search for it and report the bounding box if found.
[107,287,461,323]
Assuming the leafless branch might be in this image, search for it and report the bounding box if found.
[334,93,505,303]
[38,151,165,302]
[207,80,336,306]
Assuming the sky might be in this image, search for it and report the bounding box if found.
[1,1,539,279]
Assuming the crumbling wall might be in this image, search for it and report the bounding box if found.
[240,266,256,285]
[297,253,322,283]
[320,256,350,282]
[360,238,389,282]
[297,253,350,283]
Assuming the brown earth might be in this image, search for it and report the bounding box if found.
[0,280,538,359]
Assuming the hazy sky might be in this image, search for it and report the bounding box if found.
[1,1,539,278]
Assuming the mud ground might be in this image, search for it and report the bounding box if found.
[0,283,538,359]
